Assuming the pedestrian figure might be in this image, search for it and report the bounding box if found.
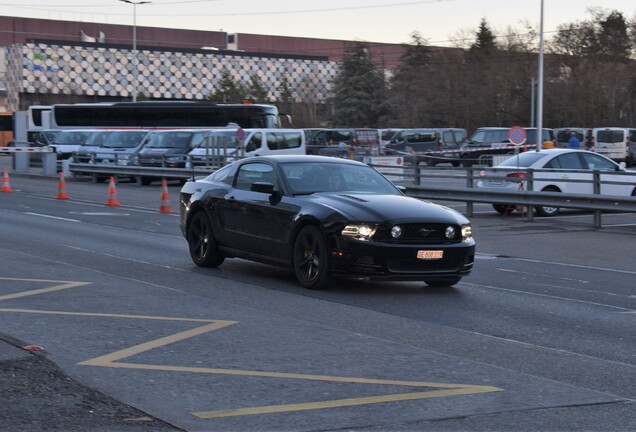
[568,132,580,148]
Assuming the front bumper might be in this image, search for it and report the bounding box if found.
[329,237,475,281]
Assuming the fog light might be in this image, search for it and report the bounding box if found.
[445,226,457,239]
[390,225,403,239]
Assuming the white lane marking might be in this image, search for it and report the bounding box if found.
[24,212,80,223]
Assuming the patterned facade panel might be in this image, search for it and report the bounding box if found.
[6,42,340,110]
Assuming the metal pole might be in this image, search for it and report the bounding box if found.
[132,3,137,102]
[118,0,151,103]
[536,0,544,151]
[530,76,535,128]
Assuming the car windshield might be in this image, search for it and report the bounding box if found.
[82,131,112,146]
[102,131,148,149]
[280,161,400,195]
[498,152,547,167]
[145,132,194,149]
[194,130,238,148]
[53,131,90,144]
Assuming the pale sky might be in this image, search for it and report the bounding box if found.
[1,0,635,46]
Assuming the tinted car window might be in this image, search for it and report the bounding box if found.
[235,162,278,191]
[245,132,262,152]
[208,164,235,185]
[597,130,624,143]
[266,132,302,151]
[551,153,584,169]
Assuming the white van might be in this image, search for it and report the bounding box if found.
[187,128,306,168]
[592,127,636,166]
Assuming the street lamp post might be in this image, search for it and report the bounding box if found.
[118,0,151,103]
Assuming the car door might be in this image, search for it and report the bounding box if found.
[220,161,297,259]
[579,152,632,196]
[540,152,590,194]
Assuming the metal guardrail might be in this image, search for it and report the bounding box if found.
[44,157,636,229]
[368,162,636,228]
[68,162,219,180]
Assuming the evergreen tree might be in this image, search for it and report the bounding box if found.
[207,71,248,103]
[248,74,269,103]
[470,18,498,53]
[331,42,387,127]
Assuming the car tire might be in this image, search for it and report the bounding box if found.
[425,277,461,288]
[292,225,332,290]
[493,204,516,214]
[452,161,460,167]
[187,211,225,267]
[461,154,473,167]
[535,187,560,217]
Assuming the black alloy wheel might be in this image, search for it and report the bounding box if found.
[293,225,331,290]
[187,211,225,267]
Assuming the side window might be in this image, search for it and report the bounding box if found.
[235,162,279,191]
[554,153,583,169]
[245,132,262,153]
[208,164,235,185]
[266,132,279,150]
[494,130,509,143]
[580,153,616,171]
[629,130,636,143]
[470,131,485,145]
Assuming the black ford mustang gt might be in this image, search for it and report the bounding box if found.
[179,155,475,290]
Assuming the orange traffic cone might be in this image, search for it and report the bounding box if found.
[105,176,121,207]
[1,168,12,193]
[56,172,70,200]
[159,178,173,214]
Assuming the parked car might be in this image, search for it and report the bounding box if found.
[592,127,636,166]
[79,129,152,181]
[186,128,240,168]
[554,127,592,149]
[187,128,306,168]
[70,130,115,177]
[457,127,554,167]
[31,129,59,147]
[306,128,381,157]
[48,129,92,159]
[180,155,475,289]
[385,128,467,166]
[134,129,208,185]
[476,148,636,216]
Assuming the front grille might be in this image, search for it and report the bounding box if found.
[374,223,461,244]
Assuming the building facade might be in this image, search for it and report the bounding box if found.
[1,15,408,112]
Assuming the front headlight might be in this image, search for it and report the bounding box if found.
[342,224,378,241]
[461,224,473,243]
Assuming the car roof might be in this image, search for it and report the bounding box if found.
[247,154,367,165]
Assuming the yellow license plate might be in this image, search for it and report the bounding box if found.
[417,250,444,259]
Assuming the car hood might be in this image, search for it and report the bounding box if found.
[309,193,468,224]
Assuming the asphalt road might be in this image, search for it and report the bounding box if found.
[0,171,635,431]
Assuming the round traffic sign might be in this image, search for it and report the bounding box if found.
[508,126,527,146]
[236,127,246,141]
